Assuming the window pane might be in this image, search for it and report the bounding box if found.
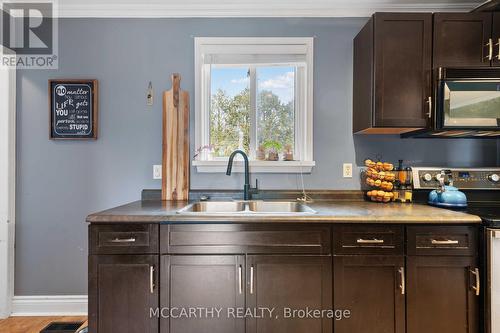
[210,66,250,157]
[256,67,295,160]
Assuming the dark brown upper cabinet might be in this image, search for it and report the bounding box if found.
[433,13,493,68]
[353,13,433,134]
[492,12,500,65]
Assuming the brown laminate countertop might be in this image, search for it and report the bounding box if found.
[86,200,482,224]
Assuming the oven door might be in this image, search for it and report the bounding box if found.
[437,80,500,130]
[487,228,500,333]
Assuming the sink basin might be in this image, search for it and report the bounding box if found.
[177,201,245,214]
[177,201,316,215]
[247,201,316,214]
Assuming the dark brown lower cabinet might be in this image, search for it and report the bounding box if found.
[160,255,245,333]
[406,256,479,333]
[89,255,159,333]
[87,224,481,333]
[333,256,405,333]
[246,255,332,333]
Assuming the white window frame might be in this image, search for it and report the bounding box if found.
[194,37,315,173]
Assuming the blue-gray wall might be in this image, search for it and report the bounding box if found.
[16,18,499,295]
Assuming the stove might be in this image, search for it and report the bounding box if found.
[412,167,500,333]
[466,205,500,225]
[411,167,500,223]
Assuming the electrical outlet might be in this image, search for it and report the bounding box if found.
[343,163,353,178]
[153,165,162,179]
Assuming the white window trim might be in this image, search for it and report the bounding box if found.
[194,37,314,173]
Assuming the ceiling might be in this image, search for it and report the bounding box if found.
[57,0,485,17]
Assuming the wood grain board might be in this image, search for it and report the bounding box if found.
[0,316,87,333]
[162,73,190,201]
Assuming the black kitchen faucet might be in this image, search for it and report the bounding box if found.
[226,150,258,200]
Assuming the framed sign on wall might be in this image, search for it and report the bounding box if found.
[49,79,98,139]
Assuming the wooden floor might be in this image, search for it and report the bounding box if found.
[0,316,87,333]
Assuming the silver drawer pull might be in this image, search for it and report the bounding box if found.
[431,239,459,245]
[238,265,243,295]
[150,266,155,294]
[357,238,384,244]
[486,38,493,61]
[470,268,480,296]
[398,267,405,295]
[250,265,254,295]
[109,238,136,243]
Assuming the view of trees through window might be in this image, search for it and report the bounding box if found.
[209,66,295,158]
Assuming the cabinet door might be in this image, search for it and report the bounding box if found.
[246,255,332,333]
[161,255,245,333]
[374,13,432,128]
[434,13,493,68]
[89,255,159,333]
[407,256,479,333]
[333,256,405,333]
[492,13,500,65]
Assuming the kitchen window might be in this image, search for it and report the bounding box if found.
[194,37,315,173]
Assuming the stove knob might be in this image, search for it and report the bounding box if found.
[422,173,433,182]
[489,174,500,183]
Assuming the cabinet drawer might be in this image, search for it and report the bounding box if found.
[407,226,477,256]
[333,225,404,255]
[89,224,158,254]
[161,224,331,254]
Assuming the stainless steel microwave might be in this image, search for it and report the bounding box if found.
[436,67,500,132]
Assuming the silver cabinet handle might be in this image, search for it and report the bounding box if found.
[238,265,243,295]
[250,265,254,294]
[426,96,432,119]
[496,38,500,60]
[398,267,405,295]
[110,238,136,243]
[357,238,384,244]
[471,268,480,296]
[431,239,459,245]
[486,38,493,61]
[150,266,155,294]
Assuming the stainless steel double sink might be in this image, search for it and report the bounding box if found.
[177,200,316,215]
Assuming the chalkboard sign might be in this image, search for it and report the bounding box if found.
[49,79,98,139]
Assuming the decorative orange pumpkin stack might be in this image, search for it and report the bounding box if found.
[364,159,396,203]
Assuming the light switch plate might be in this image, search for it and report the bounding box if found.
[343,163,353,178]
[153,165,162,179]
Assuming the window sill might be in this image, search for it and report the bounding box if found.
[192,160,316,174]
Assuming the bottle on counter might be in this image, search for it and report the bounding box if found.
[393,180,401,201]
[404,167,413,202]
[397,160,406,184]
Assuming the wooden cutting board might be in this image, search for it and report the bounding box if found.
[162,73,190,201]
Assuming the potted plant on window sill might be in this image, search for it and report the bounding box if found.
[263,140,282,161]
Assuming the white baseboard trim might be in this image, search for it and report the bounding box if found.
[11,295,88,316]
